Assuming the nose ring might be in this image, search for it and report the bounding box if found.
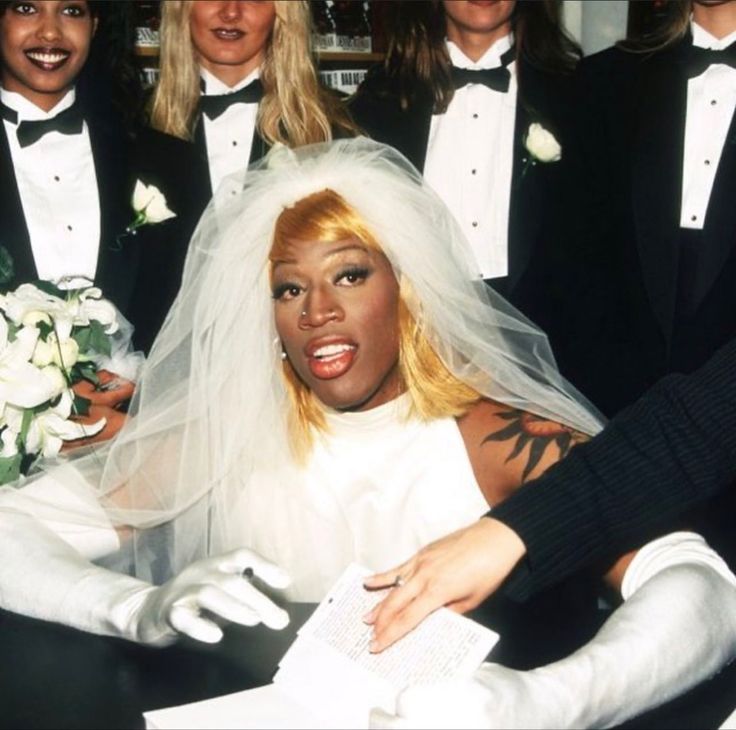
[300,310,307,317]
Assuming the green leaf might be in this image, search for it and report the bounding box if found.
[73,326,92,353]
[0,454,22,486]
[0,245,15,287]
[18,408,34,446]
[77,363,100,386]
[37,320,54,340]
[89,320,111,357]
[73,394,91,417]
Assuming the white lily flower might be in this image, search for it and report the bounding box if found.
[77,291,119,334]
[22,391,105,458]
[39,365,68,396]
[33,332,79,371]
[0,283,68,326]
[32,337,54,368]
[0,321,58,410]
[132,180,176,224]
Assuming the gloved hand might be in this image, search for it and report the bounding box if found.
[370,533,736,729]
[114,548,290,645]
[0,509,290,646]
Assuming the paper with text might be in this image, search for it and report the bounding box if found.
[144,563,499,729]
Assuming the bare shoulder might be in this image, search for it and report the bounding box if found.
[458,399,589,507]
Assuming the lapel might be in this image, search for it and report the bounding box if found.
[248,127,269,164]
[507,60,550,294]
[193,116,214,194]
[696,107,736,298]
[404,96,433,173]
[86,110,141,316]
[630,40,690,341]
[0,124,37,284]
[349,73,433,172]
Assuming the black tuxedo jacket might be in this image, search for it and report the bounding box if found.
[565,40,736,416]
[349,59,582,315]
[0,104,200,353]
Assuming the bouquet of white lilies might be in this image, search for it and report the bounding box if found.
[0,281,121,484]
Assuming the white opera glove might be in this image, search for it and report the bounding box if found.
[0,510,290,647]
[371,532,736,729]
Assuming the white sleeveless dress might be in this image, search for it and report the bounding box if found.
[235,395,489,601]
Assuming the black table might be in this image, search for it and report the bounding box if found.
[1,600,735,729]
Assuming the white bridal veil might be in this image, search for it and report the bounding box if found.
[0,138,603,584]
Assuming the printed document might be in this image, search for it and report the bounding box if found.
[145,563,499,729]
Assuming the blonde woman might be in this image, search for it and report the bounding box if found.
[149,0,356,200]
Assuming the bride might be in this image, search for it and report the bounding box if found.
[1,139,735,728]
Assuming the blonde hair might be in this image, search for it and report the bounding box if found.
[269,189,480,460]
[618,1,690,53]
[150,0,356,144]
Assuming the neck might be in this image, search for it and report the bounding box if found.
[0,79,68,113]
[446,25,510,62]
[693,1,736,39]
[199,56,262,89]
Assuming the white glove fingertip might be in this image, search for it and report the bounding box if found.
[169,606,223,644]
[369,708,409,729]
[263,606,290,630]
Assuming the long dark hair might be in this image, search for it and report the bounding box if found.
[77,1,145,128]
[381,0,581,112]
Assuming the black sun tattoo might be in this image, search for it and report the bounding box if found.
[482,408,586,482]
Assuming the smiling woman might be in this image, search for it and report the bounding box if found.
[0,0,97,111]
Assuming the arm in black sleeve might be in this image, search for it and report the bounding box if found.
[493,336,736,600]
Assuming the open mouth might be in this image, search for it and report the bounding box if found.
[25,48,71,71]
[307,342,358,379]
[212,28,245,41]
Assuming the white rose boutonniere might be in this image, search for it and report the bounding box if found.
[521,123,561,182]
[115,180,176,249]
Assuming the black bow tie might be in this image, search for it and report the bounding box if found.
[451,65,510,93]
[200,79,264,120]
[451,46,514,93]
[685,41,736,78]
[0,102,84,148]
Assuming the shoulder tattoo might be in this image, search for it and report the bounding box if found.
[481,408,587,482]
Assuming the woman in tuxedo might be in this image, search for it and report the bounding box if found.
[350,0,582,319]
[149,0,356,204]
[0,0,200,351]
[0,139,735,729]
[565,0,736,417]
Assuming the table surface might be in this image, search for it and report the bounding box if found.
[1,596,735,730]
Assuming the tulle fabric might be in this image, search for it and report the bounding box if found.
[0,138,604,586]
